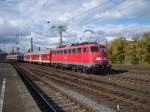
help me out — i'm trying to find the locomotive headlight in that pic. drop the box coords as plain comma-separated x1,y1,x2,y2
96,57,102,60
96,57,108,60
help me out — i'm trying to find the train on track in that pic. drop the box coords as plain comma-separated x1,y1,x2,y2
6,42,111,73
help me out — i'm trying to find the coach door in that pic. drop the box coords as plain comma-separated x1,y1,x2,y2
83,47,89,64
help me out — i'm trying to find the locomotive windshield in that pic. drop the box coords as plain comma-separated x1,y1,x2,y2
91,46,99,52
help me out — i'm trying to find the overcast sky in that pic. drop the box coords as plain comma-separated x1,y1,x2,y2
0,0,150,52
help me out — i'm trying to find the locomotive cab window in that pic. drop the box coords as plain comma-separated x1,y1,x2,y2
91,46,99,52
100,46,106,52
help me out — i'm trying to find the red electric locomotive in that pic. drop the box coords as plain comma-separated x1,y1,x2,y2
51,42,111,73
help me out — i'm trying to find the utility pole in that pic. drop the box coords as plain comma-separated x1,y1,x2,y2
31,37,33,52
12,46,14,54
38,47,40,51
53,25,67,47
47,21,67,47
16,47,19,54
59,26,63,47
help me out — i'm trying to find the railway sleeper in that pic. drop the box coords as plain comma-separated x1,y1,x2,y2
54,99,70,104
62,105,80,111
58,102,75,108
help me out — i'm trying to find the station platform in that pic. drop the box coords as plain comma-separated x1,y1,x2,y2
0,63,41,112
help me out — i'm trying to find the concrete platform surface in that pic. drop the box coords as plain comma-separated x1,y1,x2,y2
0,63,41,112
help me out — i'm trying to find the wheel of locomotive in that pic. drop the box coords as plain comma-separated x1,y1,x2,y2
74,66,77,72
72,66,77,72
60,65,64,70
80,66,84,73
71,66,74,71
83,67,89,74
103,68,107,75
54,64,57,70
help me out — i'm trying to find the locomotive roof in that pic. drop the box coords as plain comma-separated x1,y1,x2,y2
38,50,51,54
23,42,105,54
53,42,103,50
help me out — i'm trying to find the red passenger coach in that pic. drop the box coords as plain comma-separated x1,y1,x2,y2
39,50,51,63
24,53,31,62
31,52,40,63
6,54,17,60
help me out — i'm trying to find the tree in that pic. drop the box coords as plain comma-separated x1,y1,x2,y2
108,38,127,64
108,32,150,64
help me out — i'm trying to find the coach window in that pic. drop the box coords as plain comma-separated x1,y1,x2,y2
36,55,39,58
42,54,48,58
77,48,81,53
72,48,76,53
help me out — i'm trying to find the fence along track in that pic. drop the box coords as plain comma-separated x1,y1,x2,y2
16,64,93,112
19,63,150,112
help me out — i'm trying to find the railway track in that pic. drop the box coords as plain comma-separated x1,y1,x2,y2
14,64,93,112
24,63,150,94
17,63,150,112
112,64,150,71
112,65,150,76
